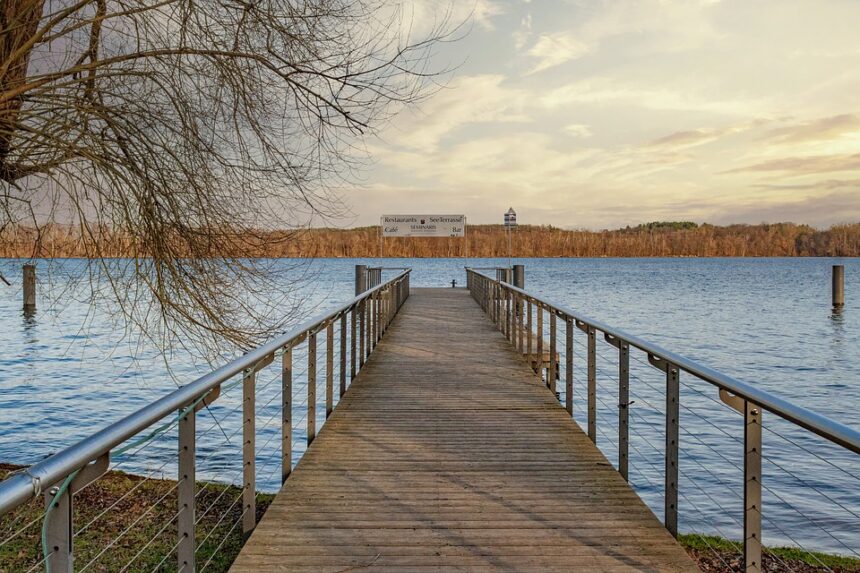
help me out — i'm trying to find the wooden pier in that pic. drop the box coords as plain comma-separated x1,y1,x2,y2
230,288,698,572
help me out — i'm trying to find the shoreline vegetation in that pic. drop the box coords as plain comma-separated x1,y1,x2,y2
1,222,859,259
1,464,857,572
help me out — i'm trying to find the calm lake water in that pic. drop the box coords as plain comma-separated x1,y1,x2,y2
1,257,858,555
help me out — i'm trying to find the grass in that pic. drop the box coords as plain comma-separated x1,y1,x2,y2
2,462,857,572
680,533,860,572
0,464,274,573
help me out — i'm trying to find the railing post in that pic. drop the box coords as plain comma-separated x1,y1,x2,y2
527,300,533,368
517,295,524,355
326,322,334,418
373,290,379,345
379,288,384,340
178,404,196,572
495,283,501,327
368,292,373,351
549,311,557,394
574,320,596,442
340,314,347,397
536,304,543,376
619,342,630,482
308,332,317,444
745,400,763,573
565,318,573,415
605,333,629,481
43,456,109,572
282,346,292,484
359,301,366,368
666,364,679,537
503,289,509,338
44,484,73,572
648,354,679,537
242,368,256,538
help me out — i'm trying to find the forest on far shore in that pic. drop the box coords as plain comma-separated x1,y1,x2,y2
1,222,859,258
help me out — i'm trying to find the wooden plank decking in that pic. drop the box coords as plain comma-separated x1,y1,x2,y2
230,288,699,572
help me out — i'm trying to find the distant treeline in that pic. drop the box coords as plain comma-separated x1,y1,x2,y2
1,222,859,258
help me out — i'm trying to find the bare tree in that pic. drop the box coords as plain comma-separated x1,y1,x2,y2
0,0,452,356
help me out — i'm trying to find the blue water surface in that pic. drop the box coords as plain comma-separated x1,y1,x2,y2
0,257,858,555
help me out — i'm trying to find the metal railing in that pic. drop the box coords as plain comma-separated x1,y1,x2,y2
469,266,513,283
0,270,411,572
466,267,860,572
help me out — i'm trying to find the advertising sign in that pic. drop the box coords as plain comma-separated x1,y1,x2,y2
382,215,466,237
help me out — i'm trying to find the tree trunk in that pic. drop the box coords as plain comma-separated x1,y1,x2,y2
1,0,44,182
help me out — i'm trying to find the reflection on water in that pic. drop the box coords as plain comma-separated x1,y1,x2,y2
0,256,858,554
21,308,37,339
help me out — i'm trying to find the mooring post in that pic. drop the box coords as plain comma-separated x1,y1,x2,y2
833,265,844,307
23,264,36,310
513,264,525,289
355,264,367,295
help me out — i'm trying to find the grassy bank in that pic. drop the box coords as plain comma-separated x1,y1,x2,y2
0,464,274,572
2,464,857,572
681,534,860,572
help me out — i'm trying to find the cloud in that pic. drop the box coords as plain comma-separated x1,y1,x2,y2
761,114,860,144
394,0,505,39
708,191,860,227
563,124,592,138
527,32,590,74
472,0,506,29
378,75,529,152
540,77,772,117
513,13,532,50
354,1,860,229
646,129,724,148
753,179,860,191
726,154,860,175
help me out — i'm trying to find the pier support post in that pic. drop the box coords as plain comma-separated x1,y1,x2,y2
23,263,36,310
355,265,367,295
833,265,844,307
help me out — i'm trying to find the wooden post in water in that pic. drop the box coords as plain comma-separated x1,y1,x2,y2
513,264,525,289
23,264,36,310
833,265,844,307
355,265,367,295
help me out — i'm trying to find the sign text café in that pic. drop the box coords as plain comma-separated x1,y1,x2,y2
381,215,466,237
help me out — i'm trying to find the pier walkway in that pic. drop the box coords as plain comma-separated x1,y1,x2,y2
230,289,697,572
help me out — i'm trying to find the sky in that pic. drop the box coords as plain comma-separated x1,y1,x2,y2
344,0,860,230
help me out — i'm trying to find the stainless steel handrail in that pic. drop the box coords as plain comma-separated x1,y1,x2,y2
466,266,859,571
0,269,411,515
466,267,860,454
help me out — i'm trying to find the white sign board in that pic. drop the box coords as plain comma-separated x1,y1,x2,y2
504,207,517,227
382,215,466,237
